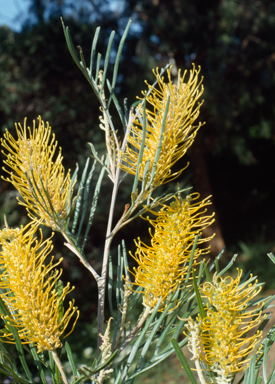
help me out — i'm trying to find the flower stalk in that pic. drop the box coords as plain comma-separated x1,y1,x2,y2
95,317,114,383
118,305,151,353
185,318,207,384
113,275,132,350
51,350,70,384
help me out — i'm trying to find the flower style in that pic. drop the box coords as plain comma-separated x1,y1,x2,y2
119,65,204,187
196,270,264,382
0,223,79,353
130,193,214,310
1,116,76,229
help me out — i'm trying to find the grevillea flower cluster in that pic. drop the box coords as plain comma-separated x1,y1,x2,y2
195,270,264,383
119,65,204,187
1,116,76,229
0,224,79,353
130,193,214,310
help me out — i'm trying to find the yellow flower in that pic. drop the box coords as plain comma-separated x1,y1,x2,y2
119,65,203,187
1,116,76,229
197,270,264,380
0,224,79,353
130,193,214,310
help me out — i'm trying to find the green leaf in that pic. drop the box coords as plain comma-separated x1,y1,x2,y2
107,79,126,128
0,342,33,384
116,244,124,309
215,257,220,274
243,353,256,384
119,299,162,381
171,338,197,384
122,240,129,278
61,19,83,72
29,343,48,384
77,349,118,377
48,351,56,384
184,235,198,286
267,252,275,264
131,98,147,195
254,322,275,371
192,269,205,319
71,157,91,235
82,159,106,250
154,311,180,356
100,30,116,93
203,260,212,282
217,253,238,276
139,302,172,366
64,342,78,379
77,161,96,237
208,247,226,272
108,253,115,319
148,94,170,187
0,297,34,382
89,26,101,77
55,284,64,320
109,19,132,98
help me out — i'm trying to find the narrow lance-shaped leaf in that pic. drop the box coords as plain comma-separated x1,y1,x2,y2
64,342,78,379
192,269,206,320
72,157,90,234
108,253,115,319
268,252,275,265
171,338,197,384
106,18,132,110
217,252,238,276
148,94,170,187
100,30,115,93
183,235,199,288
89,26,101,77
82,160,106,250
107,79,126,129
139,298,177,367
61,19,84,71
29,343,48,384
0,297,34,382
131,99,148,195
119,299,162,382
77,160,97,240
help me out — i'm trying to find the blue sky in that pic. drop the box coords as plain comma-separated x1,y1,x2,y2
0,0,31,31
0,1,128,31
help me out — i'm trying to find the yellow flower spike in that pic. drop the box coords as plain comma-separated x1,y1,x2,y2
0,223,79,353
196,270,264,380
130,193,214,310
119,65,204,187
1,116,76,229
